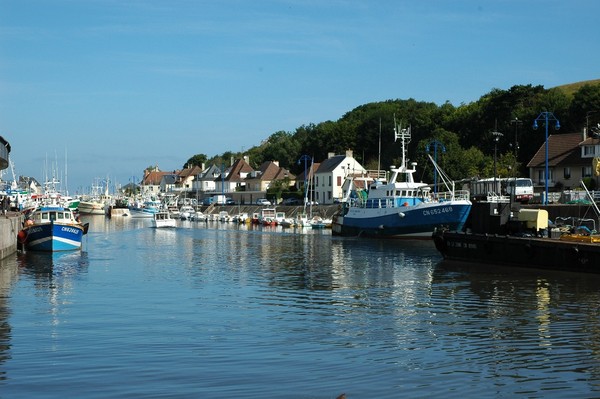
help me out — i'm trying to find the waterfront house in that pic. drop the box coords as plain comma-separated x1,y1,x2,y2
214,157,254,195
313,150,366,204
160,173,179,193
245,161,294,192
193,164,221,193
527,130,597,192
141,168,171,195
177,165,203,192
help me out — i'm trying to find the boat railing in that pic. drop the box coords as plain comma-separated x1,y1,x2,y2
485,193,510,203
363,169,387,180
435,190,471,202
555,217,596,233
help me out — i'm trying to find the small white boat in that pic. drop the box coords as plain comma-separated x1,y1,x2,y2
218,210,231,222
179,205,196,220
310,216,332,229
232,212,249,224
190,211,208,222
151,211,177,228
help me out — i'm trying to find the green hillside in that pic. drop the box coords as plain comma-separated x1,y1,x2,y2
554,79,600,97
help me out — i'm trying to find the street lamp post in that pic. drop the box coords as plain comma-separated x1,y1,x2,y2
510,118,522,159
491,131,503,192
533,112,560,205
425,140,446,194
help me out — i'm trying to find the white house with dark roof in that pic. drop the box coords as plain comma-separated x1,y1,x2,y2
215,157,255,194
192,164,222,193
313,150,366,204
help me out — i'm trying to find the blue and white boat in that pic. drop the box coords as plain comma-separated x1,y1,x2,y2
128,199,161,218
332,124,471,239
18,205,88,251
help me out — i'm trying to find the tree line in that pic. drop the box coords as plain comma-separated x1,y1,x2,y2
184,82,600,184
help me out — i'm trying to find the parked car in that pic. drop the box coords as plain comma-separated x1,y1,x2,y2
225,198,236,205
202,197,214,206
304,199,319,206
255,198,272,206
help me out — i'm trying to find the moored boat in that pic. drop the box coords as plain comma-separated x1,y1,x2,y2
78,199,107,215
151,211,177,228
332,123,471,239
17,205,89,251
432,199,600,273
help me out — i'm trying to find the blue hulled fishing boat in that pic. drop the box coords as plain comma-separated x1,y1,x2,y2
332,123,471,239
18,205,89,251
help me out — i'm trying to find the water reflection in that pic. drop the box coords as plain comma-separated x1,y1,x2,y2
0,255,18,380
17,250,89,280
4,218,600,397
433,259,600,391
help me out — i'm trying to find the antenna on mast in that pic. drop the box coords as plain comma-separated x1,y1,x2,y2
394,114,411,170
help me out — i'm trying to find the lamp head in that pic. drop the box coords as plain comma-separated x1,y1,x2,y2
533,120,539,130
555,120,560,130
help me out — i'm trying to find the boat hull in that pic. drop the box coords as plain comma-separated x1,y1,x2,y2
21,222,85,251
129,207,158,218
78,201,106,215
432,229,600,273
332,201,471,238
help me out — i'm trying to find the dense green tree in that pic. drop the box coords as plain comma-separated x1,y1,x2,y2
260,131,301,169
569,84,600,132
183,81,600,186
183,154,208,169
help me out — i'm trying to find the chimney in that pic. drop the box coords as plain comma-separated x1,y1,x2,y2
328,152,335,159
345,149,353,158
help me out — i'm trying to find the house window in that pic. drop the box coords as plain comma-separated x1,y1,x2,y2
584,146,596,156
583,166,592,178
537,170,545,184
328,191,332,200
564,167,571,179
337,176,342,186
315,176,319,186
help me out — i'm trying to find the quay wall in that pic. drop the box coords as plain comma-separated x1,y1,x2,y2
0,213,23,260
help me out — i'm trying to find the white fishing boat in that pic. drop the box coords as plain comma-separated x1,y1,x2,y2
151,211,177,228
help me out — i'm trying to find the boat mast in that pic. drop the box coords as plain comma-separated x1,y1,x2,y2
378,118,381,173
394,115,411,173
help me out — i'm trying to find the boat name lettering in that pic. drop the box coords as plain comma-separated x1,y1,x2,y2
423,206,453,216
29,227,43,234
61,227,80,234
448,241,477,249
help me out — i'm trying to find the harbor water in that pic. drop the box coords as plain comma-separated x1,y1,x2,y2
2,215,600,398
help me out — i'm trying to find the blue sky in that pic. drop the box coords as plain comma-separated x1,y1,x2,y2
1,0,599,194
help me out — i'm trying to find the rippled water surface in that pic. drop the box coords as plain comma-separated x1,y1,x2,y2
2,215,600,398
